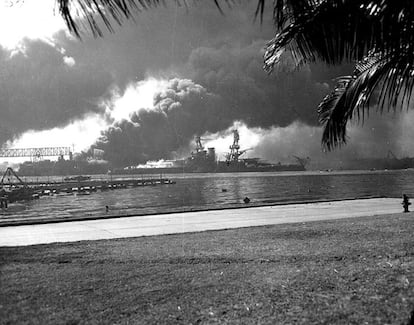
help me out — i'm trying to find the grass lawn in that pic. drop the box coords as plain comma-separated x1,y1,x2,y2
0,213,413,324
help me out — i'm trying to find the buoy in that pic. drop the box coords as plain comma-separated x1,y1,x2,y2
243,197,250,204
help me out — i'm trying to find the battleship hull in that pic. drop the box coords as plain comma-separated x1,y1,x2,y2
215,161,305,173
367,157,414,170
339,157,414,171
120,161,305,174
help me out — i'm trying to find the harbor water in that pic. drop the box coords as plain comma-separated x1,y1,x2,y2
1,169,413,223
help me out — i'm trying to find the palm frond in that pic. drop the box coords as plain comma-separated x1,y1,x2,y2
56,0,263,38
273,0,320,28
56,0,169,37
264,0,414,72
318,51,414,149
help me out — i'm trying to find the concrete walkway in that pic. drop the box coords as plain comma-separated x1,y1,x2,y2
0,198,403,247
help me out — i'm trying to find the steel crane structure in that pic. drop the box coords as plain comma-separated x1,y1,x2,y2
0,147,72,161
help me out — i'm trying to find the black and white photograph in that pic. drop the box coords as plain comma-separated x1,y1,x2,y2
0,0,413,324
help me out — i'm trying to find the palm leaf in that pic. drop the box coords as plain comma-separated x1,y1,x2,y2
56,0,167,37
319,51,414,149
264,0,414,72
56,0,262,38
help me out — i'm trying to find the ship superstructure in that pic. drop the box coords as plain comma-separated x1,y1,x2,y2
215,130,306,172
224,130,251,163
128,130,308,174
186,136,217,172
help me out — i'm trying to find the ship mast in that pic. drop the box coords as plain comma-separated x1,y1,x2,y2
194,136,204,153
226,130,248,162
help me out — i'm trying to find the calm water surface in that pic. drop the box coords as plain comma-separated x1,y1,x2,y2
1,170,413,222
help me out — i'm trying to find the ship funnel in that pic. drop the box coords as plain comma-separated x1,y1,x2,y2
208,148,216,161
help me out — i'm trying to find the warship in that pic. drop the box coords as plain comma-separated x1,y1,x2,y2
125,130,309,174
338,151,414,171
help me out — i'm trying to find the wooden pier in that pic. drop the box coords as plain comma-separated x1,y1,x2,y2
0,168,176,202
28,178,176,195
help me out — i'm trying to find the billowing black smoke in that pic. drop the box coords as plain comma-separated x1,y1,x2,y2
96,79,232,167
185,42,334,127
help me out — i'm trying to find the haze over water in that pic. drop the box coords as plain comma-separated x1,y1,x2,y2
1,170,412,223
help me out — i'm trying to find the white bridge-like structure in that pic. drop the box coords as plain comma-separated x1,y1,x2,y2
0,147,72,160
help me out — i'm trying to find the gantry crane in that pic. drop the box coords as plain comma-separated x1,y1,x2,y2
0,147,72,161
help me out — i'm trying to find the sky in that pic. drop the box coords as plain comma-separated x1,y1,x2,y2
0,0,413,168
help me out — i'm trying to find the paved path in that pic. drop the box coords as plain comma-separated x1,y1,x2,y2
0,198,403,247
